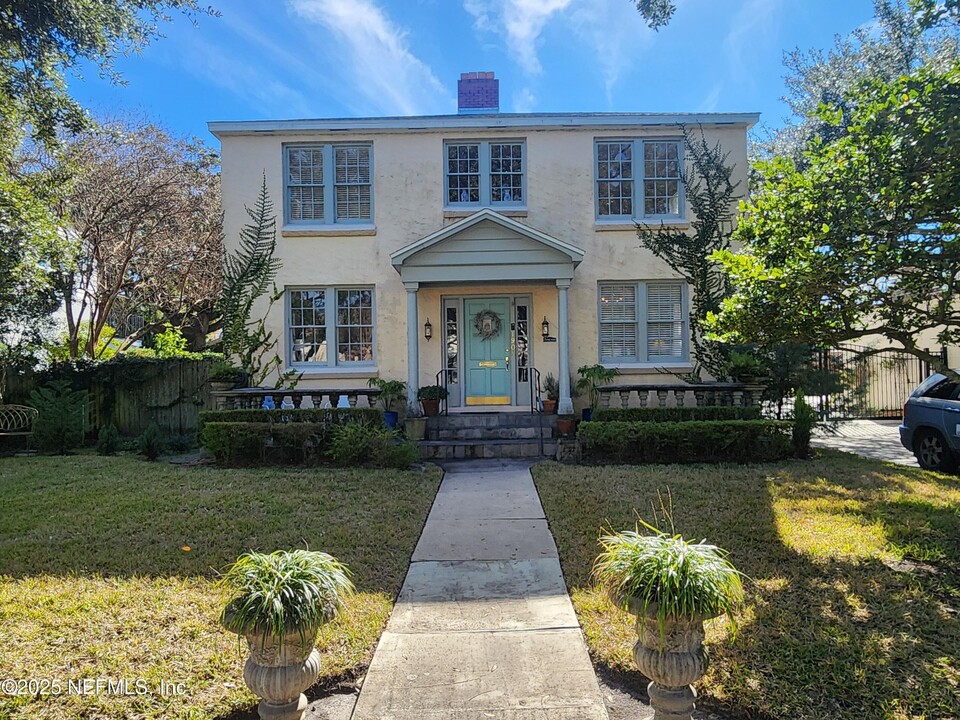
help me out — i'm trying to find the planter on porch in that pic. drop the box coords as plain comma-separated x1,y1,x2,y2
418,385,448,417
556,416,577,437
404,416,427,441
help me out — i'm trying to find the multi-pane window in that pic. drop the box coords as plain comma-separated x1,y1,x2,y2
596,139,682,220
445,140,524,207
599,281,688,363
288,287,375,367
285,144,372,225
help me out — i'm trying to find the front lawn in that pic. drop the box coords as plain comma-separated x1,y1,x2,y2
0,455,441,720
533,453,960,720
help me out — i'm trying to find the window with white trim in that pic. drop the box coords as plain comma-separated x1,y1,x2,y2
599,281,688,363
596,139,682,220
288,287,375,367
445,140,524,207
285,144,372,224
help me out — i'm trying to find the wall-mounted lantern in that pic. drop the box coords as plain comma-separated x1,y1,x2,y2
424,318,433,341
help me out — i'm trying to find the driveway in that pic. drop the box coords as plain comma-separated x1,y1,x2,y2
812,419,917,466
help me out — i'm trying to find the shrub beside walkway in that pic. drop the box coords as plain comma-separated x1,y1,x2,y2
352,461,609,720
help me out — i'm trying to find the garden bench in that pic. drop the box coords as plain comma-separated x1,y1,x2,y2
0,404,39,450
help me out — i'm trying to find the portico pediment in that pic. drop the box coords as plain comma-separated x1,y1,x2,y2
390,209,584,285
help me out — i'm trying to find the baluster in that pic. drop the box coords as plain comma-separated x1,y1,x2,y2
656,389,669,408
619,390,630,409
638,390,649,408
694,390,705,407
347,394,358,408
600,390,611,409
733,390,744,407
674,389,685,407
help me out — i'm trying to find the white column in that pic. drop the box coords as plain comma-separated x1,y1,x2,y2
557,279,574,415
404,282,420,410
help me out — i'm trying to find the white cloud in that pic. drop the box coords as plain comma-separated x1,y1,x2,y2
289,0,452,116
465,0,575,76
181,41,313,118
698,83,722,113
512,87,536,113
723,0,781,86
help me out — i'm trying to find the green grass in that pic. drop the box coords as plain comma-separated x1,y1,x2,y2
0,455,441,720
532,452,960,720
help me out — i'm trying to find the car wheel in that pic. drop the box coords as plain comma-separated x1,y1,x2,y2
914,429,958,472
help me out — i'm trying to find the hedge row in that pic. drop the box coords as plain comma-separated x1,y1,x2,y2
578,420,793,465
196,407,383,435
199,420,416,468
591,406,762,423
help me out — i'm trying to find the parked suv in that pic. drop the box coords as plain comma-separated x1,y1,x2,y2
900,372,960,472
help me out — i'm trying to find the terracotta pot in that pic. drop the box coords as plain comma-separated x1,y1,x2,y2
542,399,558,414
556,418,577,437
420,399,441,417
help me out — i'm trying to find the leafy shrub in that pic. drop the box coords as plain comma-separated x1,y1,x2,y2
792,392,818,458
578,420,793,465
137,423,164,461
326,423,392,467
200,422,328,466
28,380,88,454
592,406,762,423
196,408,383,436
96,423,121,455
382,440,420,469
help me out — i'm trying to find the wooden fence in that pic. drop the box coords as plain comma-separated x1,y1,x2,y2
4,359,215,437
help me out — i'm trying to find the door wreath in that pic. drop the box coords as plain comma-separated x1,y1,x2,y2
473,309,502,340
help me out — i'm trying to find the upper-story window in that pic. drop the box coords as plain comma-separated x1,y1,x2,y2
596,139,683,221
445,140,524,208
285,144,372,225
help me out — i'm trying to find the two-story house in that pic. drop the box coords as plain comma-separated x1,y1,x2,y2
210,72,757,415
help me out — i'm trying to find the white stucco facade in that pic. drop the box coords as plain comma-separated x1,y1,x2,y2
210,112,757,411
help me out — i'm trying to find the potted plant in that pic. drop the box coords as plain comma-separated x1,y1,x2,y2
594,523,743,720
221,549,354,720
209,362,244,391
576,364,620,421
417,384,448,417
541,373,559,414
725,349,769,384
404,406,428,442
368,377,406,428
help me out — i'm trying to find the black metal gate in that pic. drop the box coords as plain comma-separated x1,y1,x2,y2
815,345,948,419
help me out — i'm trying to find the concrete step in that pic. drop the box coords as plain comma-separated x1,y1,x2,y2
426,413,557,430
433,425,546,440
419,438,557,460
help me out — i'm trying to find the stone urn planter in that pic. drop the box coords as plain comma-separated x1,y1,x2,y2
595,526,744,720
221,550,353,720
615,593,714,720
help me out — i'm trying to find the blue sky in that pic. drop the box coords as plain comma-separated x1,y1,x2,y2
68,0,878,145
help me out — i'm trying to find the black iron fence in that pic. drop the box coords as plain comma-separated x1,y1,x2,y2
814,345,948,419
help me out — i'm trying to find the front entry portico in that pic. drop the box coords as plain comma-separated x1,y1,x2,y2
391,209,584,414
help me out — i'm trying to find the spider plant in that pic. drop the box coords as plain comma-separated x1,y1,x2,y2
220,549,354,648
594,521,744,637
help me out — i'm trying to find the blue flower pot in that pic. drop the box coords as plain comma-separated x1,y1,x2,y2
384,411,399,429
581,408,592,422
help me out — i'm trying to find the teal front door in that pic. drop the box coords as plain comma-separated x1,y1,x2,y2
464,298,512,406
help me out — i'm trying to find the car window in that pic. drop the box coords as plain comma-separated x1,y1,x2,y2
924,380,958,400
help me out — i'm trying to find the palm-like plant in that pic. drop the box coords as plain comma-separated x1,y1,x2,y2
221,549,354,648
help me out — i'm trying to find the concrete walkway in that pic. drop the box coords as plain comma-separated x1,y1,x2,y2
351,461,609,720
812,419,917,466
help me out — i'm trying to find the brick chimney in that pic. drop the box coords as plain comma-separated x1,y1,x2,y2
457,71,499,114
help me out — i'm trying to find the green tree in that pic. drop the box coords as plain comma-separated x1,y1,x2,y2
632,0,676,30
711,63,960,382
0,175,61,400
764,0,960,161
0,0,215,150
636,127,742,380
